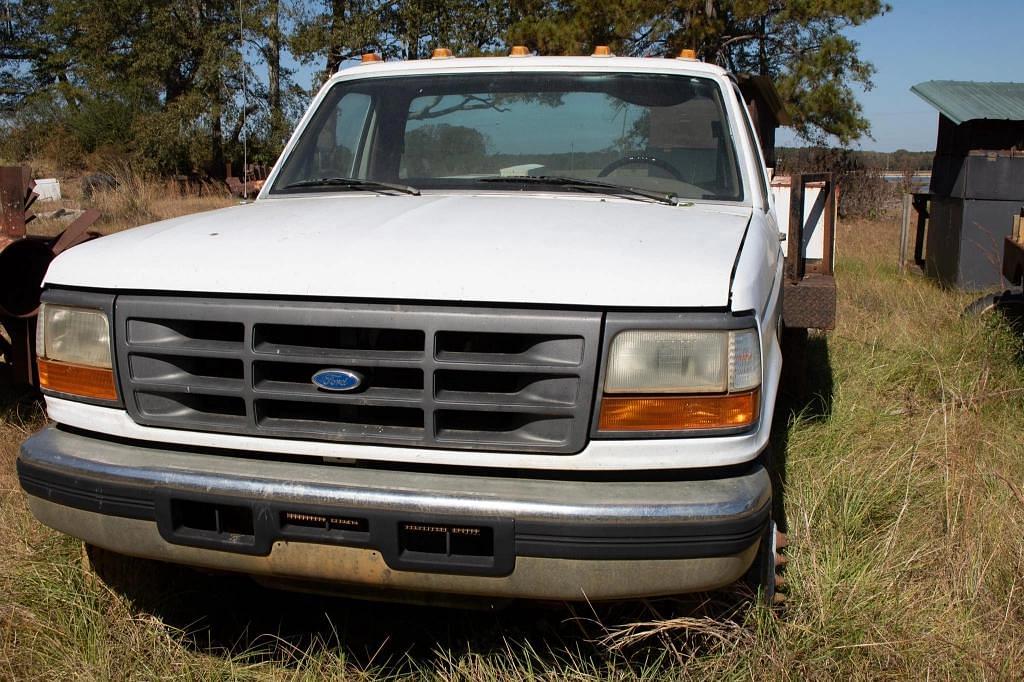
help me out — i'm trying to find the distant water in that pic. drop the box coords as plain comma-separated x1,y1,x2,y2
882,172,931,193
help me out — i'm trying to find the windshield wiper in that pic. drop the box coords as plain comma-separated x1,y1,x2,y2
477,175,679,206
283,177,420,196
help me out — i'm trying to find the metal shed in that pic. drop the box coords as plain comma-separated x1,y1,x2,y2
911,80,1024,290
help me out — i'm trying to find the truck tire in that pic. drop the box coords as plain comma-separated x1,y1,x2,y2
780,325,809,400
740,444,787,606
963,289,1024,320
742,519,787,606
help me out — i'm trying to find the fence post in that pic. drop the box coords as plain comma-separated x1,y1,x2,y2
899,193,912,272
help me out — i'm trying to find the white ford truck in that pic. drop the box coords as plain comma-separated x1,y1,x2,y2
18,52,799,604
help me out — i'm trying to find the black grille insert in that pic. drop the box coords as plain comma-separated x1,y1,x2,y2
436,331,584,365
435,370,579,405
256,400,424,430
254,324,425,354
129,319,244,345
137,391,247,419
131,354,245,382
436,410,572,445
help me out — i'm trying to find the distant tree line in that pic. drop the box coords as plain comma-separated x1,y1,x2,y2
0,0,889,176
776,146,935,221
777,147,934,174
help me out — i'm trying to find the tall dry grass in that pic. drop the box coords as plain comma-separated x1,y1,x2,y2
86,164,236,233
2,216,1024,679
26,164,236,239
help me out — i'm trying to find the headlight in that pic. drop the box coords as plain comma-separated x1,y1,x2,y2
606,330,727,393
605,329,760,394
36,303,118,401
599,328,760,433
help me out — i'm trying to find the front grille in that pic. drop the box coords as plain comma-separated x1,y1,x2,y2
115,296,601,454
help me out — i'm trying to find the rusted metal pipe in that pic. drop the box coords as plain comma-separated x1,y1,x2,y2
0,165,34,239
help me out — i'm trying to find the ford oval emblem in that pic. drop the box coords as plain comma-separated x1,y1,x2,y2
311,368,363,392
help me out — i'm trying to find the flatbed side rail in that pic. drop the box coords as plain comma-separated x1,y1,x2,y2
781,172,837,331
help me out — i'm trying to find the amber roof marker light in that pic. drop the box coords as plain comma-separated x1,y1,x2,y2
678,48,698,60
592,45,612,57
510,45,530,57
432,48,453,59
360,53,382,63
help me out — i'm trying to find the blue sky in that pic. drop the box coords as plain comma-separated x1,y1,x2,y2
778,0,1024,151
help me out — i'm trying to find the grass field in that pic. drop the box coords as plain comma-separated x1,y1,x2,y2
2,210,1024,679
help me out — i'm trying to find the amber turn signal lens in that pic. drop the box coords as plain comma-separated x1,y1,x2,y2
38,358,117,401
598,390,758,432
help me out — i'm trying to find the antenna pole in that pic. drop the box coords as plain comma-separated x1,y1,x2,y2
239,0,248,200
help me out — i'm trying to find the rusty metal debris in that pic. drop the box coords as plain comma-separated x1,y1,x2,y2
225,162,268,198
0,165,102,390
1002,209,1024,285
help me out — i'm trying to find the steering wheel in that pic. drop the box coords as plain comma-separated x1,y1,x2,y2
598,155,684,181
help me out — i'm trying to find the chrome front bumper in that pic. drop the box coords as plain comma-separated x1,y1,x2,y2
19,426,771,601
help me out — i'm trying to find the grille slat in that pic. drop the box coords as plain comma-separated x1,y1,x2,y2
254,384,424,401
121,344,247,358
428,401,577,415
249,352,425,367
253,390,427,407
116,297,600,455
435,370,580,408
130,380,248,397
253,348,426,363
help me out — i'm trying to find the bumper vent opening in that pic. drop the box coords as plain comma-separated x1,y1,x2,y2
399,522,494,558
171,499,254,538
450,525,494,557
400,523,448,554
281,511,368,533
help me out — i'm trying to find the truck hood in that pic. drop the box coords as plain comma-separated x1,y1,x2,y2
45,193,751,308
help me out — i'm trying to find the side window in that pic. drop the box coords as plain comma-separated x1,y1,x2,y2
313,92,373,178
732,86,771,210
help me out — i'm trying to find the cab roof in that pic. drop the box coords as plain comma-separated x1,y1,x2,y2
329,55,731,84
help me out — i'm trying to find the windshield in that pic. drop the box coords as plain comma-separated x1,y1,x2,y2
271,72,745,202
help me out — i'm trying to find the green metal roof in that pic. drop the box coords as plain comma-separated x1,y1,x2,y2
911,80,1024,125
